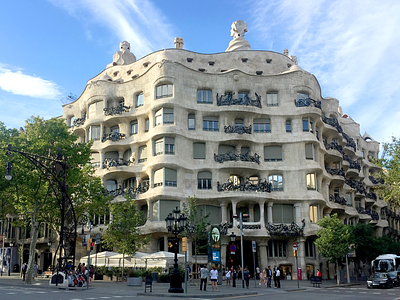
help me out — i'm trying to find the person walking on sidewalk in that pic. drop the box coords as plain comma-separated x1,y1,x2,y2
225,267,231,287
275,267,281,288
243,267,250,288
200,265,209,291
210,266,219,292
267,266,272,287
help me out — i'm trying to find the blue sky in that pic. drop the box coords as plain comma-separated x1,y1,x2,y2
1,0,399,148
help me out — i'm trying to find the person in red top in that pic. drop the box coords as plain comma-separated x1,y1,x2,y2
316,269,321,277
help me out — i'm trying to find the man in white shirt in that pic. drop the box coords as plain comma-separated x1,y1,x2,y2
200,265,209,291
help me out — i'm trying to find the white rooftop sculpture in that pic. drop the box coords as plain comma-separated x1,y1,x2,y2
107,41,136,67
226,20,251,52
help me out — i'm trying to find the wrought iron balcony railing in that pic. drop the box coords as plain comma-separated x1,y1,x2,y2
294,97,321,109
216,93,262,108
321,115,343,134
104,183,149,199
217,177,271,192
224,125,252,134
345,178,366,194
102,158,132,169
324,140,343,153
101,132,126,142
266,220,305,236
329,194,347,205
369,175,384,185
343,154,361,171
72,113,86,127
214,150,260,164
103,104,131,116
365,192,377,200
342,132,357,152
325,166,345,177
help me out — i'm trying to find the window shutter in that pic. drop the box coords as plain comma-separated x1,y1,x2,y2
193,142,206,159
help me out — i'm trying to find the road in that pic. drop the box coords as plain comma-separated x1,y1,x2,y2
1,284,400,300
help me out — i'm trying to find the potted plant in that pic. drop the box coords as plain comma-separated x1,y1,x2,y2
127,269,143,286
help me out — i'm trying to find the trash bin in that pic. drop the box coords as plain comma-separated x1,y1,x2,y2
152,272,158,282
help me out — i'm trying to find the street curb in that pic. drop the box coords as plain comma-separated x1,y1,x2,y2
137,292,258,298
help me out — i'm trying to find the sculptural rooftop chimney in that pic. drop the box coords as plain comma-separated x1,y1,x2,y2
226,20,251,52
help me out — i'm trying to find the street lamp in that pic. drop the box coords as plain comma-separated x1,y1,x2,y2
233,212,248,288
165,207,187,293
9,241,13,276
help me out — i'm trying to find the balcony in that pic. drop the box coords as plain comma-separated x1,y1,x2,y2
329,194,347,205
266,220,305,236
102,158,132,169
103,104,131,116
369,175,384,185
216,93,262,108
224,125,252,134
217,177,271,193
343,154,361,171
294,97,321,109
214,150,260,164
105,184,149,199
325,166,345,177
101,132,126,142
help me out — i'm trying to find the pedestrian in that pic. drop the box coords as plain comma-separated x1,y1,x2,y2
22,262,27,281
243,267,250,288
263,267,267,285
275,267,281,288
231,266,236,287
89,265,94,286
187,264,192,281
273,266,277,288
33,262,38,280
226,267,231,287
256,266,260,280
237,265,242,280
267,266,272,287
200,265,209,291
317,269,321,277
259,266,263,285
210,266,219,292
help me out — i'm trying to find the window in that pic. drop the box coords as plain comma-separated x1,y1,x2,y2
136,93,144,107
307,173,317,190
145,118,149,132
268,240,287,258
138,145,147,163
193,142,206,159
152,200,180,221
188,114,195,130
264,146,282,161
90,125,100,140
197,90,212,103
305,143,315,160
268,174,283,191
123,177,136,189
123,149,132,162
164,108,174,124
286,120,291,132
229,175,241,186
198,171,212,189
69,116,75,127
238,91,249,101
297,92,309,101
267,92,278,106
131,120,138,135
305,239,316,257
254,118,271,133
154,168,177,187
235,118,244,129
345,193,352,206
302,117,314,132
106,180,117,191
110,125,119,134
203,117,219,131
88,101,104,118
156,84,173,99
219,145,235,154
154,137,175,155
155,108,174,126
272,204,294,223
90,152,100,168
309,205,319,223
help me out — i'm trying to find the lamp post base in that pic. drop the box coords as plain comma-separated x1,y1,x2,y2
168,268,184,293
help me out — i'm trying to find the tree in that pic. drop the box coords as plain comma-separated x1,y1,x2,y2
101,200,149,280
315,214,351,285
374,136,400,206
181,196,209,277
0,117,110,284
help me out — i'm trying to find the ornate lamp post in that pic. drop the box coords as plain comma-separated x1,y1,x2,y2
165,207,187,293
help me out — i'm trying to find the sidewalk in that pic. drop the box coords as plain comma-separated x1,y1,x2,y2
0,273,364,298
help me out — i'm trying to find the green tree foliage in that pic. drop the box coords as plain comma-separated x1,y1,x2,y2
374,136,400,206
0,117,111,284
315,214,351,284
181,196,209,272
101,200,149,279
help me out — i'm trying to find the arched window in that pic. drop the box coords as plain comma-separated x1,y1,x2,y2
198,171,212,190
156,84,173,99
268,174,283,191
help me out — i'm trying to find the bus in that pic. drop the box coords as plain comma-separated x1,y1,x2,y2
372,254,400,273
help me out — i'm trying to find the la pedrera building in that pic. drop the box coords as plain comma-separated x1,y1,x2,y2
63,21,388,279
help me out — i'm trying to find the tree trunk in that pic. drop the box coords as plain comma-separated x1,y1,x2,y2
25,217,39,285
121,251,125,281
336,260,340,285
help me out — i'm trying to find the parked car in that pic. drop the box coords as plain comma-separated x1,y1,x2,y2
367,273,394,289
388,271,400,287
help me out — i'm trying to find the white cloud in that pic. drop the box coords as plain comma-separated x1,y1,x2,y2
0,67,62,99
48,0,175,58
250,0,400,143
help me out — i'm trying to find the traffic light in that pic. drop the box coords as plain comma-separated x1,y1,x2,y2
87,238,94,251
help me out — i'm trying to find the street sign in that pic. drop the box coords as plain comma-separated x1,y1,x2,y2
293,242,297,250
182,237,187,252
95,233,101,245
252,241,256,252
230,244,236,254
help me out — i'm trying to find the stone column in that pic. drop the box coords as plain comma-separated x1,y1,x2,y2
267,202,273,223
221,241,228,268
258,240,268,270
100,151,105,169
221,203,228,223
298,237,306,280
249,204,254,222
294,203,301,224
164,236,169,252
259,201,265,226
232,201,238,227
